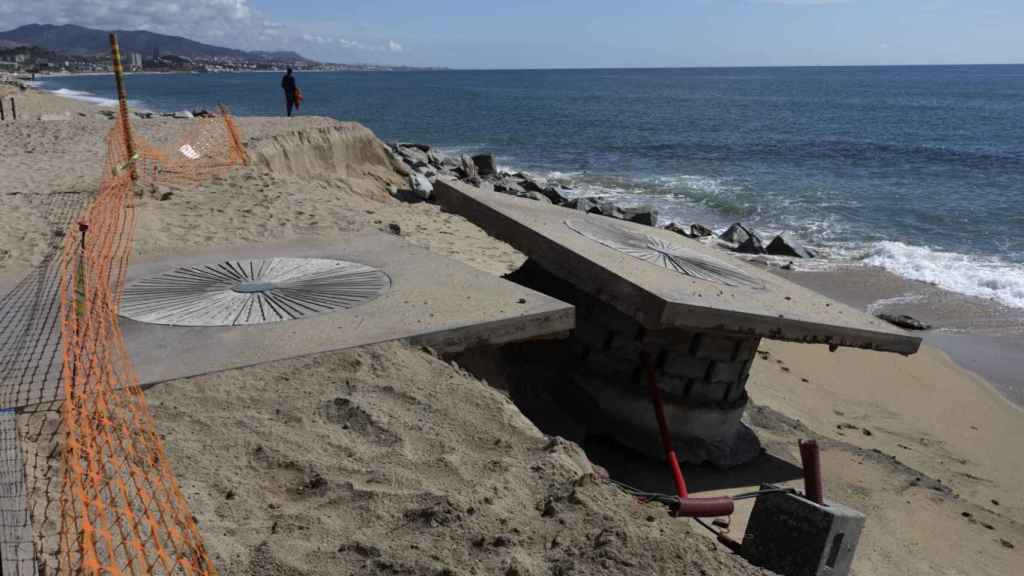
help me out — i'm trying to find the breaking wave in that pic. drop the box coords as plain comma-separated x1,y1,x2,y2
48,88,121,108
864,241,1024,309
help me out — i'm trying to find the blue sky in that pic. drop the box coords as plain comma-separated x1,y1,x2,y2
4,1,1023,67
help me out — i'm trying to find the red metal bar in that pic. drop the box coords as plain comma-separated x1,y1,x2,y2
645,362,689,499
676,497,735,518
799,439,824,504
641,352,734,518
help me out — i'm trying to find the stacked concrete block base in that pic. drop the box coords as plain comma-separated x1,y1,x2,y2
571,295,762,468
507,260,762,468
741,485,865,576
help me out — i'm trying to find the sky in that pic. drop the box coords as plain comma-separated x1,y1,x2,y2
1,1,1022,68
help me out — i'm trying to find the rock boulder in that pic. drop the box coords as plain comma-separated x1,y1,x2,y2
664,222,690,237
720,223,753,245
690,224,713,238
472,154,497,177
409,173,434,201
736,233,766,255
876,313,931,331
538,186,568,205
565,197,604,214
618,205,658,227
494,180,527,195
459,155,479,180
766,232,816,258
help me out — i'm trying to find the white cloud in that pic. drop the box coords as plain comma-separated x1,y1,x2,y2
0,1,402,56
0,1,260,45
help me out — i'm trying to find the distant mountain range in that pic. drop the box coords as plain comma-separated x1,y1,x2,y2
0,24,315,64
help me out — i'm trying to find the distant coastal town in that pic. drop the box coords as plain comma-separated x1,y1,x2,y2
0,24,445,76
0,45,444,75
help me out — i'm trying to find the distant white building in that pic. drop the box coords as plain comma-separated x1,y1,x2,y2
128,52,143,70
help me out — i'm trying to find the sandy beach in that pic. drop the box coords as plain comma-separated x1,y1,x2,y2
2,85,1021,575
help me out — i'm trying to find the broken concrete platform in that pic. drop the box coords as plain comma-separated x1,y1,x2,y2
436,179,919,355
124,232,574,387
0,231,573,407
436,179,920,467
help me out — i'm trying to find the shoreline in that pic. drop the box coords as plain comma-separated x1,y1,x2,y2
27,78,1024,406
776,264,1024,406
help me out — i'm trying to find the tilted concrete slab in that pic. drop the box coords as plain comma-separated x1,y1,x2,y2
124,233,573,386
0,231,573,407
435,180,920,355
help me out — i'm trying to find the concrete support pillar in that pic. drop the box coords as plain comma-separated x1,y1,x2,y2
504,258,763,468
569,296,762,468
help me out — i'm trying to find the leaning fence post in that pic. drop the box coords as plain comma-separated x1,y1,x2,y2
109,33,137,181
9,97,14,121
0,97,5,121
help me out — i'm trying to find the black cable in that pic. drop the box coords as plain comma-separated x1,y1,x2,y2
607,478,798,504
693,517,720,537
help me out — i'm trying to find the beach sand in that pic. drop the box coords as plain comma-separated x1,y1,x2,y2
3,87,1021,574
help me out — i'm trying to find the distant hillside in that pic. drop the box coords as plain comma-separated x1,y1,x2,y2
0,24,315,63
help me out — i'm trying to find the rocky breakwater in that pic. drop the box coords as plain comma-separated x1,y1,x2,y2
391,142,823,264
389,143,659,226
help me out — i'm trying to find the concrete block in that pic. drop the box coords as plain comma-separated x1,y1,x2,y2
736,336,762,362
573,319,611,350
742,485,865,576
710,360,745,385
655,374,691,399
697,333,740,362
663,354,711,381
686,379,729,406
589,303,645,339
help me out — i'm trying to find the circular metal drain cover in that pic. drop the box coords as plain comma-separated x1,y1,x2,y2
566,218,764,289
120,257,391,326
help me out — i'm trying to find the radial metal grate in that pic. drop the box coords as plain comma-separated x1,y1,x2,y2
566,218,765,289
120,257,391,326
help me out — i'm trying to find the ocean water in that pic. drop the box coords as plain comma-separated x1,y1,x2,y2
39,66,1024,309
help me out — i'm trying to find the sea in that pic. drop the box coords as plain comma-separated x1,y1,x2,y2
37,66,1024,312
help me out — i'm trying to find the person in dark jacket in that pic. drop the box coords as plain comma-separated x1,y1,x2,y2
281,68,298,117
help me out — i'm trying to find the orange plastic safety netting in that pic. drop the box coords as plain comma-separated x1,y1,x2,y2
56,109,246,575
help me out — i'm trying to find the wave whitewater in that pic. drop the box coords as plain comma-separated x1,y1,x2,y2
864,241,1024,309
46,87,146,111
505,166,1024,310
48,88,120,107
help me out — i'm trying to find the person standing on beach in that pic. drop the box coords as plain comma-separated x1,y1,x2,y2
281,68,299,117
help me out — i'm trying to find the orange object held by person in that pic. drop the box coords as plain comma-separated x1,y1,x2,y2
295,87,303,109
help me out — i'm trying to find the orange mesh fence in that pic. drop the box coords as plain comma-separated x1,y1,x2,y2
56,109,246,574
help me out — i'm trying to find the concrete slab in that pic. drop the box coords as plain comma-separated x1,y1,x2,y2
0,232,573,407
435,180,920,355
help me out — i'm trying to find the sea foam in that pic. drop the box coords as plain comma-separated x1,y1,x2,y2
864,241,1024,309
48,88,121,107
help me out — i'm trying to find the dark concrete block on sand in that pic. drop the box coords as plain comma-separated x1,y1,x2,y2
742,486,865,576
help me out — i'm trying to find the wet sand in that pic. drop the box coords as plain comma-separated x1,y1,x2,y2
777,264,1024,407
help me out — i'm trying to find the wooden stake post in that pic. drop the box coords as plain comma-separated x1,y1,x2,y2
109,33,137,181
